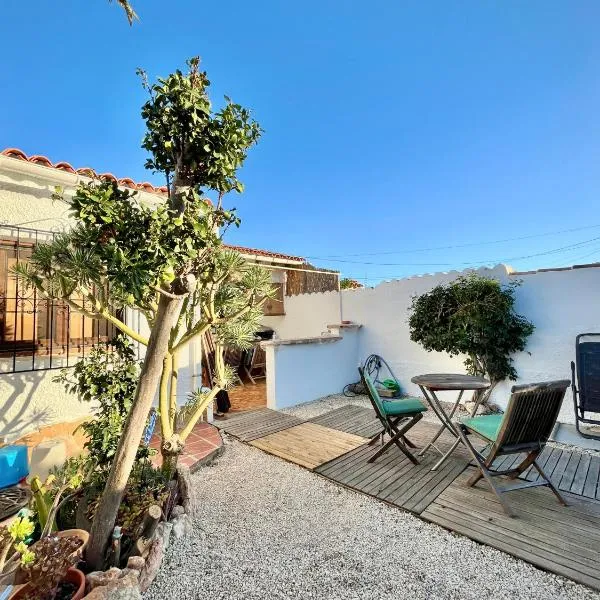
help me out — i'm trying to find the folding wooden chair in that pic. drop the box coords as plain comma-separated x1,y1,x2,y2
243,344,266,384
358,367,427,464
457,379,570,516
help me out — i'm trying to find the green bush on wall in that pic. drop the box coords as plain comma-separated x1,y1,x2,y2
408,274,534,387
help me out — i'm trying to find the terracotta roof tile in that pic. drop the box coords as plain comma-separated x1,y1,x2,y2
1,147,169,195
224,244,305,263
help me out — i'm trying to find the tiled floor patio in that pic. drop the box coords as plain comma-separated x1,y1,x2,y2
150,421,223,471
228,380,267,411
215,404,600,592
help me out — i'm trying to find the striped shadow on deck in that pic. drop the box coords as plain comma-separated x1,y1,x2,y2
421,470,600,591
214,408,304,442
308,405,382,439
315,444,468,514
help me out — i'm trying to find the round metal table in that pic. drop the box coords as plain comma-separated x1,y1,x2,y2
411,373,491,470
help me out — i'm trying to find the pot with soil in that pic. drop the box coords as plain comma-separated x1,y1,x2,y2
50,530,89,559
0,556,19,587
10,536,83,599
13,530,87,586
10,567,85,600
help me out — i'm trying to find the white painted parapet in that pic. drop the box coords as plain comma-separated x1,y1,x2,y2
262,328,361,409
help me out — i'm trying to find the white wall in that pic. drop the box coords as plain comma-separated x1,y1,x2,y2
261,291,341,340
265,263,600,423
500,266,600,423
343,266,510,407
264,330,360,410
0,157,164,439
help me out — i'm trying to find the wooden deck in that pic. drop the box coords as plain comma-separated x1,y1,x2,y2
421,471,600,591
520,444,600,500
308,405,382,438
315,444,468,513
250,423,367,469
214,408,303,441
215,403,600,591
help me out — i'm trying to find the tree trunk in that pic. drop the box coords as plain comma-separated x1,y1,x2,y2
160,439,184,478
85,293,183,570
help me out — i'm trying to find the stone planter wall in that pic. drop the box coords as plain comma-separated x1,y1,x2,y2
83,466,196,599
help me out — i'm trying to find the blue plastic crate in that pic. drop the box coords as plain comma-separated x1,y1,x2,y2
0,445,29,488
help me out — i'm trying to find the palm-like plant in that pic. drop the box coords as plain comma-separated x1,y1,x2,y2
108,0,138,24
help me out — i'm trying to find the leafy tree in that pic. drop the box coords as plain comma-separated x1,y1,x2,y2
408,274,534,393
15,57,271,568
340,277,363,290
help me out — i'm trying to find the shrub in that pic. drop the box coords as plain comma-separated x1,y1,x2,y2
54,336,149,472
408,274,534,385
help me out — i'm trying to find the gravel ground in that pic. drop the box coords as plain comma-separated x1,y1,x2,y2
145,435,598,600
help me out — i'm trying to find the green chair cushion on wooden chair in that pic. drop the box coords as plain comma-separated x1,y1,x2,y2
461,413,503,441
381,397,427,416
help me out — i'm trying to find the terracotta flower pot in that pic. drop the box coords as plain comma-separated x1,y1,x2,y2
62,567,86,600
14,530,89,585
53,529,89,558
0,558,19,586
10,567,85,600
27,529,89,560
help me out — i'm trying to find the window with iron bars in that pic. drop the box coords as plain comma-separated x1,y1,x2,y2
0,225,120,373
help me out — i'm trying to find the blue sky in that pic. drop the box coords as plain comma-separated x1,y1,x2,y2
3,1,600,283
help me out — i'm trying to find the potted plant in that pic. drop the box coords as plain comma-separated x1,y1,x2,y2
10,535,85,600
0,514,35,586
30,456,92,537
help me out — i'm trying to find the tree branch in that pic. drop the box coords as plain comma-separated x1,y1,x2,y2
159,355,173,439
172,321,210,352
169,352,178,428
151,284,187,300
99,308,149,346
179,386,220,441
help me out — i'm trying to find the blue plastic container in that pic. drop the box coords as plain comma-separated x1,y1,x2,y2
0,445,29,488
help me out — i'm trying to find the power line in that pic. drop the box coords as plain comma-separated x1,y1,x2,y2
545,244,600,268
305,223,600,259
307,236,600,267
343,238,600,281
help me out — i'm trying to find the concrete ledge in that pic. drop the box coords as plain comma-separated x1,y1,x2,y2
327,322,362,329
260,335,342,347
552,422,600,451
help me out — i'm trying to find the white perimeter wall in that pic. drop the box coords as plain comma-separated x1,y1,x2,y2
264,331,360,410
267,264,600,423
261,291,342,340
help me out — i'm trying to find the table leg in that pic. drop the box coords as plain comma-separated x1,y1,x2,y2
431,438,461,471
418,388,463,457
428,388,495,471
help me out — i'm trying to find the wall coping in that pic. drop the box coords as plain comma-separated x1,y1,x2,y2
260,334,342,348
327,322,362,329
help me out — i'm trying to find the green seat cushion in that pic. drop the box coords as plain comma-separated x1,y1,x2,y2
461,414,503,441
381,397,427,416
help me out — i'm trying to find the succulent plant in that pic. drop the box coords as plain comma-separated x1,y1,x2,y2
0,513,35,573
21,535,82,600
